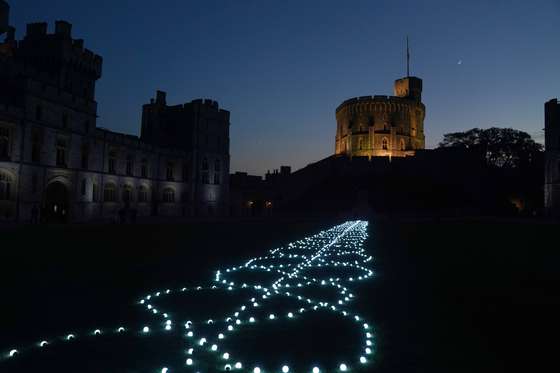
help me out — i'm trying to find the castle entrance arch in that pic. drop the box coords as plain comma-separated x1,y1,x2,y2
42,181,70,223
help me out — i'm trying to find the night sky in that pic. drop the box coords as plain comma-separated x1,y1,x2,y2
9,0,560,175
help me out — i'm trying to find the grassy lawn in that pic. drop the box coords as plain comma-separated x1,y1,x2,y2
1,217,558,372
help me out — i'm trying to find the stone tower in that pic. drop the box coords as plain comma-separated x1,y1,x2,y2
545,98,560,216
0,1,8,35
335,76,426,158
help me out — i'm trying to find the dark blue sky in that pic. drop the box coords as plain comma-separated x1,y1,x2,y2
9,0,560,175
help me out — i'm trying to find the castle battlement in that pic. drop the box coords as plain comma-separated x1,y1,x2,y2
19,21,102,78
336,95,423,114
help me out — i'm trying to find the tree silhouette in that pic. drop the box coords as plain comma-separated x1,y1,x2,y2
439,127,543,168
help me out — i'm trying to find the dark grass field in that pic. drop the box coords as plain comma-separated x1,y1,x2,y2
1,217,558,372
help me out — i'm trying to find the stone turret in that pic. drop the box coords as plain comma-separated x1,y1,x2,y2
545,98,560,215
0,1,8,35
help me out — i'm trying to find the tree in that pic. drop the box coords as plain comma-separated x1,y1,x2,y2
439,127,543,168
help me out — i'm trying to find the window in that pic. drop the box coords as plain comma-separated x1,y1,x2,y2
166,162,174,181
163,188,175,203
35,105,42,121
81,179,87,196
358,137,363,150
31,130,41,163
213,159,221,185
201,157,209,184
0,127,10,160
122,185,133,203
138,185,148,203
103,183,116,202
0,172,12,200
81,143,89,169
141,159,148,178
382,138,389,150
400,139,406,151
56,139,67,167
126,155,134,176
92,183,99,202
108,150,117,174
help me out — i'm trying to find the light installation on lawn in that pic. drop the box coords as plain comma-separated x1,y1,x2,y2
1,220,374,372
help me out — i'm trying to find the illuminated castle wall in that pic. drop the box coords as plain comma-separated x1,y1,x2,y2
335,77,426,158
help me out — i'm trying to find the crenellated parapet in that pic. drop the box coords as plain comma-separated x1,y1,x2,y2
18,21,103,79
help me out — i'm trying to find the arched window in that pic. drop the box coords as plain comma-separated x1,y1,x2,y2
400,139,406,151
138,185,149,203
0,171,13,200
163,188,175,203
103,183,116,202
122,185,133,203
382,138,389,150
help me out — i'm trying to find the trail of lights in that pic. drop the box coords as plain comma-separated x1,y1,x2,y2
1,220,374,372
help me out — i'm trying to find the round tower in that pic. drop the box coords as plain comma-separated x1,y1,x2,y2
335,76,426,158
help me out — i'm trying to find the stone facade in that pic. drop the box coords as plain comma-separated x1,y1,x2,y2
335,77,426,158
545,98,560,216
0,3,229,222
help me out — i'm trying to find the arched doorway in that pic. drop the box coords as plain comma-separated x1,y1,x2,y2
42,182,70,223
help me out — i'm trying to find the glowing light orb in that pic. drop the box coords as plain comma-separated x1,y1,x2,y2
8,349,18,357
313,367,320,373
211,344,218,351
223,352,230,359
142,327,149,334
253,368,261,373
360,356,367,364
161,368,168,373
94,329,101,335
66,334,75,340
339,363,348,371
39,341,48,347
117,327,125,333
235,362,242,369
218,333,225,339
269,314,275,320
282,365,290,372
186,358,193,366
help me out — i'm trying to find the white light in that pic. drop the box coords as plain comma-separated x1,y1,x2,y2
66,334,75,340
9,349,18,357
187,331,193,337
235,362,242,369
223,352,230,360
199,338,206,346
118,327,125,333
218,333,225,339
142,327,149,334
39,341,48,347
313,367,320,373
187,348,193,354
360,356,367,364
186,358,193,366
366,347,372,354
339,363,348,371
211,344,218,351
282,365,290,372
94,329,101,335
269,314,275,320
161,368,168,373
165,325,172,331
253,368,261,373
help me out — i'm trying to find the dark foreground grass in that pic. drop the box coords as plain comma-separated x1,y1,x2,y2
1,218,558,372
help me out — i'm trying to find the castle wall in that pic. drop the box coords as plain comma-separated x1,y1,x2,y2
0,17,230,222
